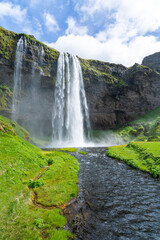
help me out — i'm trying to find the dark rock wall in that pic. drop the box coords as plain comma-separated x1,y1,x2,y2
82,63,160,129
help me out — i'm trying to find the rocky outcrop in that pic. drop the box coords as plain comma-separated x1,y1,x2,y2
1,26,160,137
142,52,160,72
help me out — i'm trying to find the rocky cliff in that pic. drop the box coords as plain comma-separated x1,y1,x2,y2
142,52,160,72
0,26,160,137
80,59,160,129
0,26,59,137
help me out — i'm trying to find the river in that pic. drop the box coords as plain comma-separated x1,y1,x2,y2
64,147,160,240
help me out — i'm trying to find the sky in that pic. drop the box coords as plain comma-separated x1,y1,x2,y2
1,0,160,66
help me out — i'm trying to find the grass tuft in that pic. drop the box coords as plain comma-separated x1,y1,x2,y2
78,151,87,155
58,147,77,152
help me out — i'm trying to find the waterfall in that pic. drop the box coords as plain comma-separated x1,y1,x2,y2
51,52,90,147
12,36,25,121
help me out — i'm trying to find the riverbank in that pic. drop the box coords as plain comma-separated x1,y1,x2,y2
64,147,160,240
0,115,79,239
106,142,160,177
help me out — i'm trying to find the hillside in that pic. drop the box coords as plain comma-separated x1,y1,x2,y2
112,105,160,143
106,106,160,178
0,115,79,239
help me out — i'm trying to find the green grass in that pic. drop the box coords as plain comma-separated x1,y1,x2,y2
31,135,52,146
113,106,160,143
0,26,17,60
78,151,87,155
0,115,79,239
0,115,30,140
107,142,160,178
80,58,121,84
0,85,12,112
35,151,79,207
58,148,77,152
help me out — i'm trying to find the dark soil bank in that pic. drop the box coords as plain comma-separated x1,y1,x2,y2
64,147,160,240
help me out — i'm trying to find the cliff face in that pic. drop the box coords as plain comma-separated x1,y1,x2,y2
0,26,160,137
142,52,160,72
80,60,160,129
0,27,59,137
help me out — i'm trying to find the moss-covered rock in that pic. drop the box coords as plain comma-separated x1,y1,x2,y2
0,115,30,140
79,58,127,86
0,26,17,60
0,85,12,112
113,106,160,143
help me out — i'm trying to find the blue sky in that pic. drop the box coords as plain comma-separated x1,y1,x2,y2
1,0,160,66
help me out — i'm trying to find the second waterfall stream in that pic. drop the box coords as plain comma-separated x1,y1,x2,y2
51,53,90,147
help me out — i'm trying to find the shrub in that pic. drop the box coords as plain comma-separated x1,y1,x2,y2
48,158,54,165
28,180,44,188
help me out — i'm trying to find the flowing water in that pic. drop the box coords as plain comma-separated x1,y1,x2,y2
66,148,160,240
51,53,90,147
12,37,48,138
12,36,24,121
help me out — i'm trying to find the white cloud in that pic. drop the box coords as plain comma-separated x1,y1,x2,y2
46,33,160,67
0,1,27,23
44,12,59,33
105,0,160,42
76,0,160,38
48,0,159,66
1,0,160,67
65,17,88,35
75,0,116,21
0,2,43,39
23,18,43,39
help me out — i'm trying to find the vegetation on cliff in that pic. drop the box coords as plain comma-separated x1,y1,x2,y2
111,106,160,143
0,85,12,113
107,142,160,178
0,26,59,67
0,26,17,60
105,105,160,178
0,115,79,239
79,57,128,86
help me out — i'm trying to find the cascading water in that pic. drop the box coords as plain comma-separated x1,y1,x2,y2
51,52,90,147
12,36,25,121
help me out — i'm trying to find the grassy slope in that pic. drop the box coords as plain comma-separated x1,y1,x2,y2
0,85,13,113
106,106,160,178
113,105,160,143
0,115,79,239
107,142,160,178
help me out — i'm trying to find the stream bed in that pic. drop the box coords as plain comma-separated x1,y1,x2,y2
64,147,160,240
